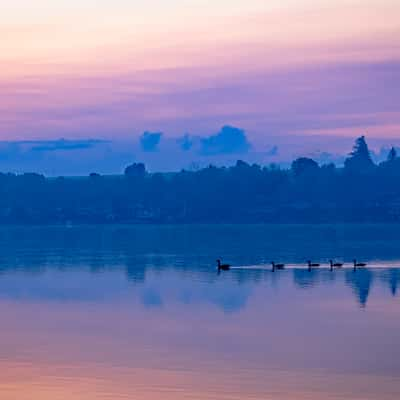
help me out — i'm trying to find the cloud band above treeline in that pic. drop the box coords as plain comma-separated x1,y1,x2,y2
139,126,252,156
0,128,398,176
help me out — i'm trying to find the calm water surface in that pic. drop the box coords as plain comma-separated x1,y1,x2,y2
0,225,400,399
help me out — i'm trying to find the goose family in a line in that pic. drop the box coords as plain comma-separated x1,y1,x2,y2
217,259,367,272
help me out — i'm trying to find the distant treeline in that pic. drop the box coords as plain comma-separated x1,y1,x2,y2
1,135,400,224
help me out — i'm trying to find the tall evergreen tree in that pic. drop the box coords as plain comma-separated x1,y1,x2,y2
387,147,397,162
344,136,375,172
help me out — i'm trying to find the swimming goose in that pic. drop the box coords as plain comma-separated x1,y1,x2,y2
307,260,320,271
329,260,344,271
353,259,367,271
217,259,231,271
271,261,285,272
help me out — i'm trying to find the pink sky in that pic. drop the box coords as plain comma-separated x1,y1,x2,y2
0,0,399,174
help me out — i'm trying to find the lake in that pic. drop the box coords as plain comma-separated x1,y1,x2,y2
0,225,399,399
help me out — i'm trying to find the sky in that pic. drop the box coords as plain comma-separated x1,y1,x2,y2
1,0,399,174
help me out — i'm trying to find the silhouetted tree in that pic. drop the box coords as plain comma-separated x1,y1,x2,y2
344,136,375,172
291,157,319,176
387,147,397,162
235,160,250,169
124,162,146,179
1,135,400,224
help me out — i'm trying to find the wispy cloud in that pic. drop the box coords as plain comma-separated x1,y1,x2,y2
1,60,399,143
25,139,109,152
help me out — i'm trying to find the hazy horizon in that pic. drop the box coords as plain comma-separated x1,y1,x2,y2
0,131,399,176
2,1,399,176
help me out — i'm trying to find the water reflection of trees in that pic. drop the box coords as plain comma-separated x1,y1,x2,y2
125,261,147,284
345,269,373,308
380,269,400,296
0,226,400,309
293,269,319,289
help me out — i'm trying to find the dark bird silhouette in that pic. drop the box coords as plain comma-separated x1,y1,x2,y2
271,261,285,272
353,259,367,271
330,260,344,271
217,259,231,271
307,260,320,271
